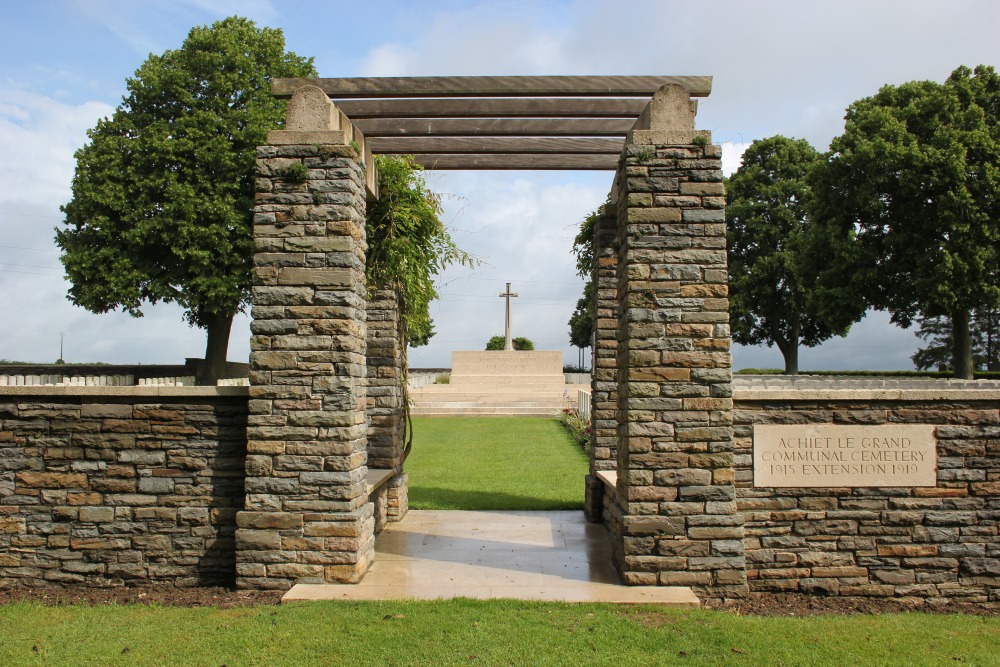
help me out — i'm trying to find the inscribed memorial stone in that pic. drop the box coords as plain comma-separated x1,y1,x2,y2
753,424,936,487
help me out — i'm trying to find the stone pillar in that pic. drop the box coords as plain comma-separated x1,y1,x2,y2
585,205,620,522
236,86,378,589
366,287,408,523
611,84,746,599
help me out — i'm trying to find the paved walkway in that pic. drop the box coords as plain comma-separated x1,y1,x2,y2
283,510,698,605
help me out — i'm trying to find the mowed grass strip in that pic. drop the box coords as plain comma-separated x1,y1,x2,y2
406,416,588,510
1,600,997,667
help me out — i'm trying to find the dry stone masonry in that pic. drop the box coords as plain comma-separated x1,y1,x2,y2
0,388,246,587
365,288,408,530
236,86,378,589
602,83,746,599
585,206,621,521
734,387,1000,602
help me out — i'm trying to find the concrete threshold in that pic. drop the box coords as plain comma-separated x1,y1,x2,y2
282,510,699,606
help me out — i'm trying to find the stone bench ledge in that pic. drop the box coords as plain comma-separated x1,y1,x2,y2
596,470,617,490
366,468,394,495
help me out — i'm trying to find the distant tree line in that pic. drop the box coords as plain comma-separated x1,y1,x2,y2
485,336,534,351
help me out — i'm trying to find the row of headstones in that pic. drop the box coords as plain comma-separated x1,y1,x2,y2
0,374,196,387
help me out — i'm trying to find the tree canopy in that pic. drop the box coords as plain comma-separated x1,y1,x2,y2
56,16,315,383
365,155,474,348
566,208,599,353
912,310,1000,372
727,135,862,374
568,280,595,350
811,65,1000,379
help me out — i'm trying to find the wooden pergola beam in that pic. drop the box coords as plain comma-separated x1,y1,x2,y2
272,75,712,99
403,154,619,170
353,118,634,137
334,98,650,119
368,137,624,155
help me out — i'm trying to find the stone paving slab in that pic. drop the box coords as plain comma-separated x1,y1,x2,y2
282,510,699,606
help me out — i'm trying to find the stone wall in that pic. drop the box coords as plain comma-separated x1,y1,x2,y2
0,387,247,588
365,288,408,523
237,86,377,590
605,83,745,599
585,207,621,522
735,388,1000,603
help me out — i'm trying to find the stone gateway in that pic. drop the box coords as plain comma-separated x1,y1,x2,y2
0,76,997,605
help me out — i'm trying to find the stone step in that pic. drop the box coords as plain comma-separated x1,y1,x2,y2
410,394,569,403
411,406,563,416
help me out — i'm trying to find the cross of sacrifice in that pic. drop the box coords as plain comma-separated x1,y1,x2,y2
498,282,519,351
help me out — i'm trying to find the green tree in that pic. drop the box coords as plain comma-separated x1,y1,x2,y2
568,280,595,350
566,208,600,355
912,310,1000,371
727,136,862,374
366,155,473,348
812,65,1000,379
486,336,534,351
56,17,315,384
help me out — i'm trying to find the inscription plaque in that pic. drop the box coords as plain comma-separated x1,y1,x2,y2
753,424,936,488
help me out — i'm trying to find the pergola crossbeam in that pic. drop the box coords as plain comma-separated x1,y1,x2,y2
403,154,619,170
368,137,623,154
354,118,634,137
274,75,711,170
272,75,712,98
335,98,651,118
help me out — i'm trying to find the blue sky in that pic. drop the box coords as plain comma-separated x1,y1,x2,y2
1,0,998,370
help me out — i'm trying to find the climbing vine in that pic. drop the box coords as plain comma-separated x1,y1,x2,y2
366,155,475,456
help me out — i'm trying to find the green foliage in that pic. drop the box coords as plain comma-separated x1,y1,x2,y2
571,208,600,278
433,373,450,384
366,155,473,347
566,206,603,350
559,408,591,451
727,136,863,374
568,280,594,349
281,162,309,182
406,417,587,510
811,65,1000,378
485,335,534,351
912,309,1000,371
56,16,315,381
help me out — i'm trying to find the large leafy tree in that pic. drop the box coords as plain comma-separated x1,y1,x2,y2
727,136,862,374
811,65,1000,379
567,208,599,357
56,17,315,384
912,309,1000,372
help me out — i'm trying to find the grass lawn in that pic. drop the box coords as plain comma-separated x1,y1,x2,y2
1,599,997,667
3,416,995,665
406,416,588,510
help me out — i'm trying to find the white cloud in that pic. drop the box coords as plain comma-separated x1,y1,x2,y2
66,0,278,57
721,141,750,176
361,44,416,77
0,89,112,205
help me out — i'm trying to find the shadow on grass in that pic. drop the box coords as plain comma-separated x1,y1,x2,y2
409,485,584,512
